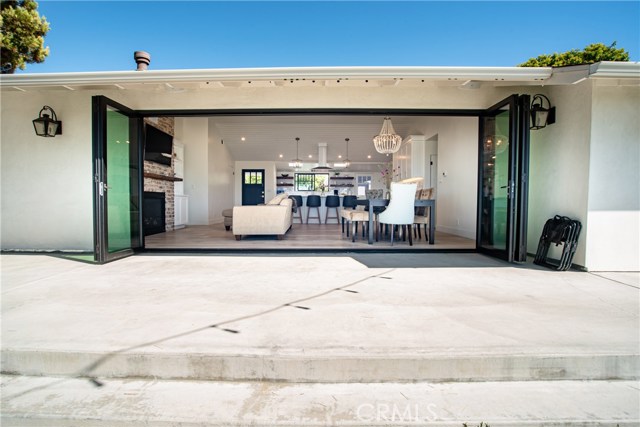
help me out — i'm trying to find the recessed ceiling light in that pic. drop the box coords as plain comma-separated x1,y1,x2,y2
241,137,246,141
367,155,372,159
338,155,342,159
308,154,312,158
279,154,283,158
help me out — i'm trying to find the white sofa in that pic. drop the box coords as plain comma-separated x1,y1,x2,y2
232,194,293,240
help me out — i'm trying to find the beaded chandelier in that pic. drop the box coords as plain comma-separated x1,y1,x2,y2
373,117,402,154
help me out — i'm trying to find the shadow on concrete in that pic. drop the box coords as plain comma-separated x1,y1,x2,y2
2,267,395,401
139,251,551,270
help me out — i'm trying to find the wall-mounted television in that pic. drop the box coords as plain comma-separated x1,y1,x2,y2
144,124,173,166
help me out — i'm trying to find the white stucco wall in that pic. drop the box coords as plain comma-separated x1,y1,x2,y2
1,91,94,251
585,82,640,271
527,82,593,267
208,120,235,223
3,78,637,269
175,117,209,225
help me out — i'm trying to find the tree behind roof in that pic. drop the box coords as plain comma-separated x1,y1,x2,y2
519,42,629,67
0,0,50,74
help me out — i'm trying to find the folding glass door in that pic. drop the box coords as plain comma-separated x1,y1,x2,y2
92,96,143,263
477,94,530,262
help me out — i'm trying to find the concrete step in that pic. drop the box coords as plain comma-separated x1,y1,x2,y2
1,375,638,426
2,348,638,383
3,255,638,384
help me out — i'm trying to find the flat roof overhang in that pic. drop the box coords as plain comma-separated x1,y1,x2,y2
3,63,638,93
1,65,557,92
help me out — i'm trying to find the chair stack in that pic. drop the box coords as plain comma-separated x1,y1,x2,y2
534,215,582,271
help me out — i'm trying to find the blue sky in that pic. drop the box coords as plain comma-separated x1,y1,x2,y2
20,1,640,73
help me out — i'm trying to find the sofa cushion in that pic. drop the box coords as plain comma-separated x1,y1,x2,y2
232,198,293,238
267,193,289,205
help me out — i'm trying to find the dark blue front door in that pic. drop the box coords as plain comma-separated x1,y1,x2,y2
242,169,265,205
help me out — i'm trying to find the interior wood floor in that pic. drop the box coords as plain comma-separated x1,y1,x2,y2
145,222,476,251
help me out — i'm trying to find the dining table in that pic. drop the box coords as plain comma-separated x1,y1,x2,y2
356,198,436,245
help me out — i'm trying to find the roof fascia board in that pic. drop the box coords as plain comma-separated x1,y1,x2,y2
0,66,552,87
588,61,640,79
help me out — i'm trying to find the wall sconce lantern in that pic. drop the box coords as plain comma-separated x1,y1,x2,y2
32,106,62,137
530,94,556,130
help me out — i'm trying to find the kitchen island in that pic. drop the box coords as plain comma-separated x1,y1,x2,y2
283,193,351,224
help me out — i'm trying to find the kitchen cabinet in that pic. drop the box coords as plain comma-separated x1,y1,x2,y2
393,135,435,183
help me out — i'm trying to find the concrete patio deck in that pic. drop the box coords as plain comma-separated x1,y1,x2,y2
1,253,638,426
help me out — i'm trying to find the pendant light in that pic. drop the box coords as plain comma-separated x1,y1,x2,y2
291,137,303,169
343,138,351,168
373,117,402,154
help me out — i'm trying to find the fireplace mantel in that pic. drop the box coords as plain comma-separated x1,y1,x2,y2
144,172,183,182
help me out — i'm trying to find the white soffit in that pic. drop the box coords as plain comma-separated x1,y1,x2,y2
0,66,552,90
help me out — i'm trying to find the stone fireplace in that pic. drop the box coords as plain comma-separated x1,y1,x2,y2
143,117,176,232
143,192,166,236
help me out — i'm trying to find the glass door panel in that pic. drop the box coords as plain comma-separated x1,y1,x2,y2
478,95,517,261
106,107,139,253
93,96,141,263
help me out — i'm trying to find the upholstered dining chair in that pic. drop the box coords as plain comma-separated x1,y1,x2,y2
340,206,370,242
364,188,386,233
341,195,358,234
377,182,418,246
413,187,434,240
365,189,384,199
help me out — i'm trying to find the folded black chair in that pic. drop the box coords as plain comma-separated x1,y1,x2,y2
534,215,582,271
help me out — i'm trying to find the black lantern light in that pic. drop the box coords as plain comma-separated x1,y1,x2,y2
530,94,556,130
33,106,62,137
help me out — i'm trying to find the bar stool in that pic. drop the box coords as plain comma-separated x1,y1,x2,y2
289,195,303,224
324,195,340,224
341,195,358,234
306,195,322,224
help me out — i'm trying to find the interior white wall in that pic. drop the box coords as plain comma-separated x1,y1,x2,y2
208,120,235,223
1,91,93,251
585,82,640,271
417,117,479,240
527,82,593,267
175,117,209,225
234,161,277,205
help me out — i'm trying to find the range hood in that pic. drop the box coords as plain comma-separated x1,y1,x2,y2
311,143,333,171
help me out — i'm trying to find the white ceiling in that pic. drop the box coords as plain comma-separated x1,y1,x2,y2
208,114,439,171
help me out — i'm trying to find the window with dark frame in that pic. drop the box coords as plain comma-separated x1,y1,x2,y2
295,173,329,191
244,171,262,184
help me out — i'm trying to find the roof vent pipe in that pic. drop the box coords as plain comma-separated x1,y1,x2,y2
134,51,151,71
